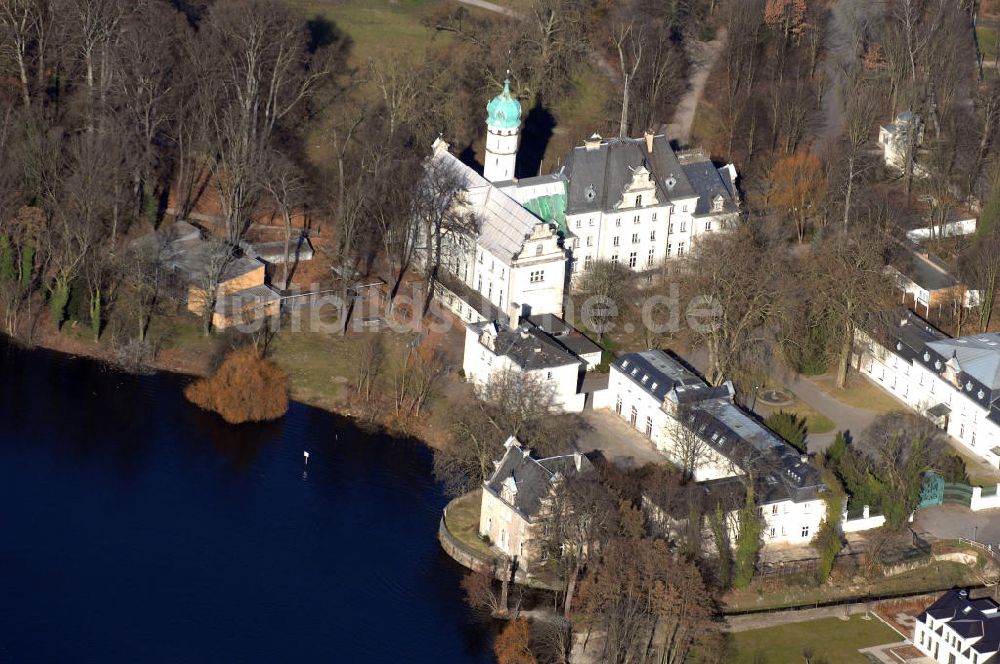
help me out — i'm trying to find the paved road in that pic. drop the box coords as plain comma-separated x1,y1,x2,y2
774,371,881,452
453,0,521,18
914,504,1000,547
578,409,667,469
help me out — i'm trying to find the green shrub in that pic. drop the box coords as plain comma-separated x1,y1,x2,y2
765,411,808,452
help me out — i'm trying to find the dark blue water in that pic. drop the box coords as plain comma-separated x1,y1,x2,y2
0,341,492,662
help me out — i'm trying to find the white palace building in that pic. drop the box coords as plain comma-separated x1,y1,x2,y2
855,311,1000,469
424,79,739,328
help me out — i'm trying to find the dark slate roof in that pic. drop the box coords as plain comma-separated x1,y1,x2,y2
560,134,697,214
890,242,959,291
919,589,1000,659
867,309,1000,416
677,150,738,216
469,320,583,371
613,350,705,402
524,314,603,358
485,439,594,519
613,350,822,502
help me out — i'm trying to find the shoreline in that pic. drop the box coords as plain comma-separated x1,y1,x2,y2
4,327,451,451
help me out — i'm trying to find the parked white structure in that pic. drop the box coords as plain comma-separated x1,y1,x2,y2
463,315,602,413
879,111,925,171
607,350,831,546
913,588,1000,664
855,311,1000,469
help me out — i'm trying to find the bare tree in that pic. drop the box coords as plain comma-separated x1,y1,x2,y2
261,149,307,289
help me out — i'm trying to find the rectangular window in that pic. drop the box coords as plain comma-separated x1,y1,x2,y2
652,212,657,221
529,270,544,283
633,214,640,224
705,221,712,231
801,526,810,538
575,219,581,229
645,416,653,438
682,205,688,213
678,242,685,256
586,236,593,247
668,222,674,233
650,230,656,241
629,252,637,268
680,221,687,233
613,236,620,247
584,255,592,269
647,249,654,266
771,505,778,514
666,243,672,257
615,218,622,227
611,254,619,264
631,233,639,244
589,218,594,227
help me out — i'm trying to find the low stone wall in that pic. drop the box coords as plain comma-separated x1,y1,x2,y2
971,485,1000,511
437,498,560,591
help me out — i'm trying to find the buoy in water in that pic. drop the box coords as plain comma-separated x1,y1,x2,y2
303,451,310,465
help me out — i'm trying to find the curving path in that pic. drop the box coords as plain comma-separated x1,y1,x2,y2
664,28,727,147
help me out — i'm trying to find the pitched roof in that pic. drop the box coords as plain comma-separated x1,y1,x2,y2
677,150,738,216
613,350,705,402
429,147,548,263
919,589,1000,658
560,134,697,214
484,438,593,518
469,320,583,371
927,334,1000,390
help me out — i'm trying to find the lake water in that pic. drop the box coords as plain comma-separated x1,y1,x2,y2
0,340,492,662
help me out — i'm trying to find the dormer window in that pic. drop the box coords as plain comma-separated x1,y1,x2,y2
712,195,723,212
500,476,518,503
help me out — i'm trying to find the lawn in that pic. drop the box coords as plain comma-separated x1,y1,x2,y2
760,399,836,437
284,0,442,66
811,373,908,414
443,489,496,559
268,326,417,408
978,26,999,63
727,615,900,664
723,560,980,613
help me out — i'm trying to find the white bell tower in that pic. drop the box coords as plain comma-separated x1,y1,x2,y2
484,79,522,183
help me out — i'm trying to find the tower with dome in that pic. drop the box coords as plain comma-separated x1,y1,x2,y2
484,79,522,183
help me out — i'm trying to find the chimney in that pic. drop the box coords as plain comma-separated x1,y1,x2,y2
585,133,603,151
799,454,808,464
644,130,654,154
574,452,583,472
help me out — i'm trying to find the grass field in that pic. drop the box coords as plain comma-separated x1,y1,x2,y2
723,560,979,613
811,373,908,414
978,26,999,63
727,615,900,664
761,400,836,437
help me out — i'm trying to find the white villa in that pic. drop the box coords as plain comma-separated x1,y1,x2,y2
607,350,837,546
478,436,593,570
855,311,1000,469
424,79,740,327
914,589,1000,664
462,314,602,413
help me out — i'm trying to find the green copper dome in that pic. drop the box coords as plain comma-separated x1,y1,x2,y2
486,80,522,130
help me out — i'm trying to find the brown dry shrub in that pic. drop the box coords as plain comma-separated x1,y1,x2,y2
184,346,289,424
